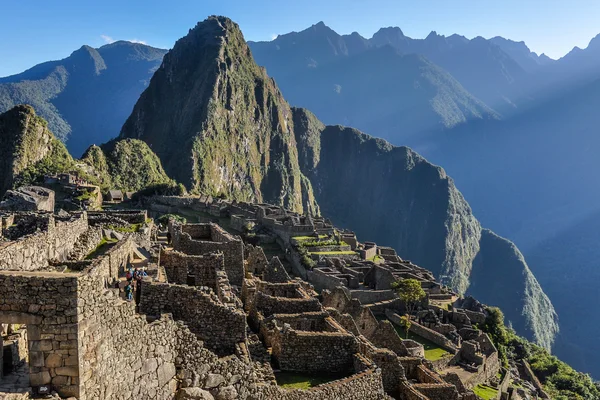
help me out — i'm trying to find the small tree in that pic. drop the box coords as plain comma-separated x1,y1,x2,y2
399,315,412,339
391,278,426,317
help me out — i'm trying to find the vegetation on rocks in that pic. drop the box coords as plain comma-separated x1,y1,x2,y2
119,16,318,215
481,307,600,400
0,104,87,194
291,106,557,349
81,139,175,192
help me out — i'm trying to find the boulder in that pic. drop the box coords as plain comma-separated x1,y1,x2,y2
176,387,215,400
0,186,55,211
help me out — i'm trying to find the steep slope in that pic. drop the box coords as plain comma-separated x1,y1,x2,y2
421,77,600,377
81,139,175,192
119,16,318,215
292,107,558,348
0,42,166,156
0,105,75,195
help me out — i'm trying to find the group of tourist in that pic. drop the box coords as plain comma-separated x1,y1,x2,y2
124,266,148,302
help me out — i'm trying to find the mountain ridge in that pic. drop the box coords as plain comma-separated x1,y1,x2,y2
0,41,167,157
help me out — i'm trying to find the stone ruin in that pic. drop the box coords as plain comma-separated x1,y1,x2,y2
0,186,55,212
0,194,548,399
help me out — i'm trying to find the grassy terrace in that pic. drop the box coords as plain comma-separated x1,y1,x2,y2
292,235,328,241
275,371,342,390
473,384,498,400
85,238,118,260
309,250,357,256
392,324,450,361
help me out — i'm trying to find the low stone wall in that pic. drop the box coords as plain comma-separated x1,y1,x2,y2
399,380,428,400
84,235,136,281
271,327,358,373
388,311,457,353
87,209,147,224
261,367,387,399
303,244,352,253
368,320,408,357
350,289,397,305
254,292,322,316
307,268,347,291
413,383,459,400
0,212,89,272
409,322,458,354
139,282,246,355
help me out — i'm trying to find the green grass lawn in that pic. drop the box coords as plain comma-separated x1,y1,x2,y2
85,238,118,259
293,235,328,241
392,324,450,361
473,384,498,400
309,251,357,256
275,371,341,389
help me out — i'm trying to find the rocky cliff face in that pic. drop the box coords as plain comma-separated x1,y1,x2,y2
291,107,558,348
117,16,558,348
0,105,73,195
120,16,317,215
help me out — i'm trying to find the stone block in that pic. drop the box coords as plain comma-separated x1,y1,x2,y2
215,385,238,400
30,370,52,386
56,366,79,376
65,355,78,366
176,388,215,400
142,358,158,374
29,351,45,367
158,362,177,387
205,374,225,389
45,353,63,368
57,385,79,398
52,375,70,386
31,339,53,351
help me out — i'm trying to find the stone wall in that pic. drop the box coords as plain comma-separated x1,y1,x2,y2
160,250,223,291
139,283,246,355
254,292,322,316
258,367,387,400
271,326,358,373
87,209,147,224
368,320,408,357
307,268,348,291
0,271,80,398
0,212,88,271
172,223,244,286
350,289,397,305
264,256,291,283
387,311,457,353
413,383,459,400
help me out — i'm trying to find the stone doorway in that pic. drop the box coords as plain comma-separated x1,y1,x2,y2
0,324,31,394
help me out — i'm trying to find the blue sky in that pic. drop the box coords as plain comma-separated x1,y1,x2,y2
1,0,599,77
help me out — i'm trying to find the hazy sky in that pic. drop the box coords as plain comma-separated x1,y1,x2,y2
1,0,599,77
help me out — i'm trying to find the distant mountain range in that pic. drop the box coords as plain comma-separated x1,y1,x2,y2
0,41,166,157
